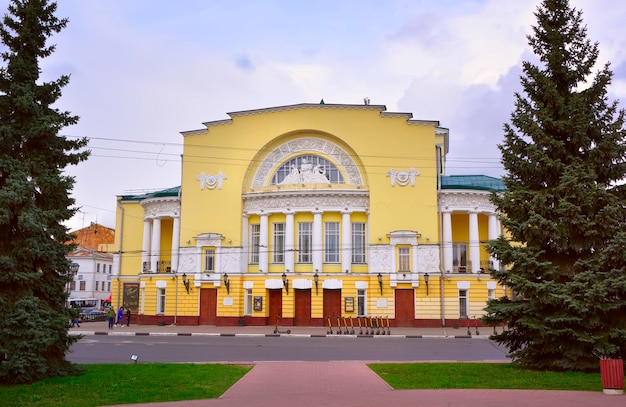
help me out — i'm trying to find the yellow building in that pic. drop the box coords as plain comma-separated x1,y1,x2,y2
112,102,507,328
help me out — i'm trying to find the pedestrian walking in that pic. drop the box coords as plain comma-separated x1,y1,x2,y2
117,306,125,327
71,316,80,327
107,307,115,329
125,307,131,327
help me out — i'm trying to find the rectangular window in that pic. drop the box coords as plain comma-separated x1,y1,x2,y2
204,248,215,272
398,247,410,272
157,288,166,314
453,244,468,272
79,281,86,291
488,289,495,300
109,265,112,274
96,263,100,273
95,281,99,291
70,281,76,290
107,282,111,291
357,289,366,316
351,223,366,264
244,289,253,316
273,223,285,263
298,222,312,263
250,224,260,264
459,289,468,318
324,222,340,263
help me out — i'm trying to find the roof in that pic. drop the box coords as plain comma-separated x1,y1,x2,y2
441,175,506,192
119,186,181,201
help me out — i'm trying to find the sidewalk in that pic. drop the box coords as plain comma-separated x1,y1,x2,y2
72,322,624,407
71,320,489,338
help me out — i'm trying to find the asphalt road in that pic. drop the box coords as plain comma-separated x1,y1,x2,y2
68,336,510,364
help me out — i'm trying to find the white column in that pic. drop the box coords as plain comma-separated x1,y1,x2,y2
469,211,480,273
341,211,351,273
412,244,418,273
285,212,295,272
259,214,269,272
171,216,180,272
390,243,397,273
313,211,323,272
142,219,151,272
488,213,499,271
442,211,453,273
242,215,249,272
151,217,161,272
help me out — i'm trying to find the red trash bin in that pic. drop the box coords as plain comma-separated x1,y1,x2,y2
600,358,624,395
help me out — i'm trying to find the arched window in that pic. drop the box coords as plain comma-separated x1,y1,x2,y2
271,155,344,185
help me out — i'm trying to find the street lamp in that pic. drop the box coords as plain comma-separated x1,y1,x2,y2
223,273,230,295
314,270,319,296
424,273,430,296
181,273,191,294
282,272,289,295
377,273,383,295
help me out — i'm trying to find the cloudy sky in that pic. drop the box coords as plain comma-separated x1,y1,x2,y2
4,0,624,231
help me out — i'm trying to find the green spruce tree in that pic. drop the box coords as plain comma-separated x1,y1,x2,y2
483,0,626,372
0,0,89,384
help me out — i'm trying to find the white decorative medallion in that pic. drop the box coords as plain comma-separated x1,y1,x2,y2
387,168,419,187
196,171,227,190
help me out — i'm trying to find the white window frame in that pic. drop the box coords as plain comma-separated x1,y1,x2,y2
398,246,410,272
453,243,468,272
244,289,253,316
351,223,366,264
273,223,285,264
324,222,340,263
157,288,166,314
357,289,366,316
204,248,216,272
298,222,312,263
250,224,260,264
459,289,468,318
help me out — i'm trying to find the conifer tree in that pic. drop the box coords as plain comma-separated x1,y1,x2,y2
483,0,626,372
0,0,88,384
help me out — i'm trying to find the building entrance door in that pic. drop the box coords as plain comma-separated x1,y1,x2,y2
394,289,415,327
199,288,217,325
268,289,283,326
323,289,341,322
294,289,311,326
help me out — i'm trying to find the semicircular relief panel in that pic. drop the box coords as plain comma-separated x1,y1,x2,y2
250,137,364,189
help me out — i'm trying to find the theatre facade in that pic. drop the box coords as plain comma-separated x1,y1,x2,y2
111,103,507,327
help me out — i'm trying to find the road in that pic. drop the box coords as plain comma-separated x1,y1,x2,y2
68,336,509,364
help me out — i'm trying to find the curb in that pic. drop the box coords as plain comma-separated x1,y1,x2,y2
70,331,492,339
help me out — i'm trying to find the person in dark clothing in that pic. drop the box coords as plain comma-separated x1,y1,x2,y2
125,307,131,327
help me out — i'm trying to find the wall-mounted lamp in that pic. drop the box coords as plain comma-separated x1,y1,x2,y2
424,273,430,296
223,273,230,295
314,270,319,296
181,273,191,294
377,273,383,295
69,262,80,275
282,272,289,295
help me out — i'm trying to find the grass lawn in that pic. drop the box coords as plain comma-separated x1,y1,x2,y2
0,363,252,407
369,362,605,392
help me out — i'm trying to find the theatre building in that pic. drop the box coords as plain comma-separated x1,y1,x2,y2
111,102,507,327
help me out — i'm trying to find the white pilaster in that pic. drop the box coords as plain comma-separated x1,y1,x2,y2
341,211,351,273
442,211,453,273
313,211,323,272
259,214,269,272
171,216,180,272
469,211,480,273
488,213,499,271
142,219,151,272
285,212,295,272
242,215,249,271
150,217,161,272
